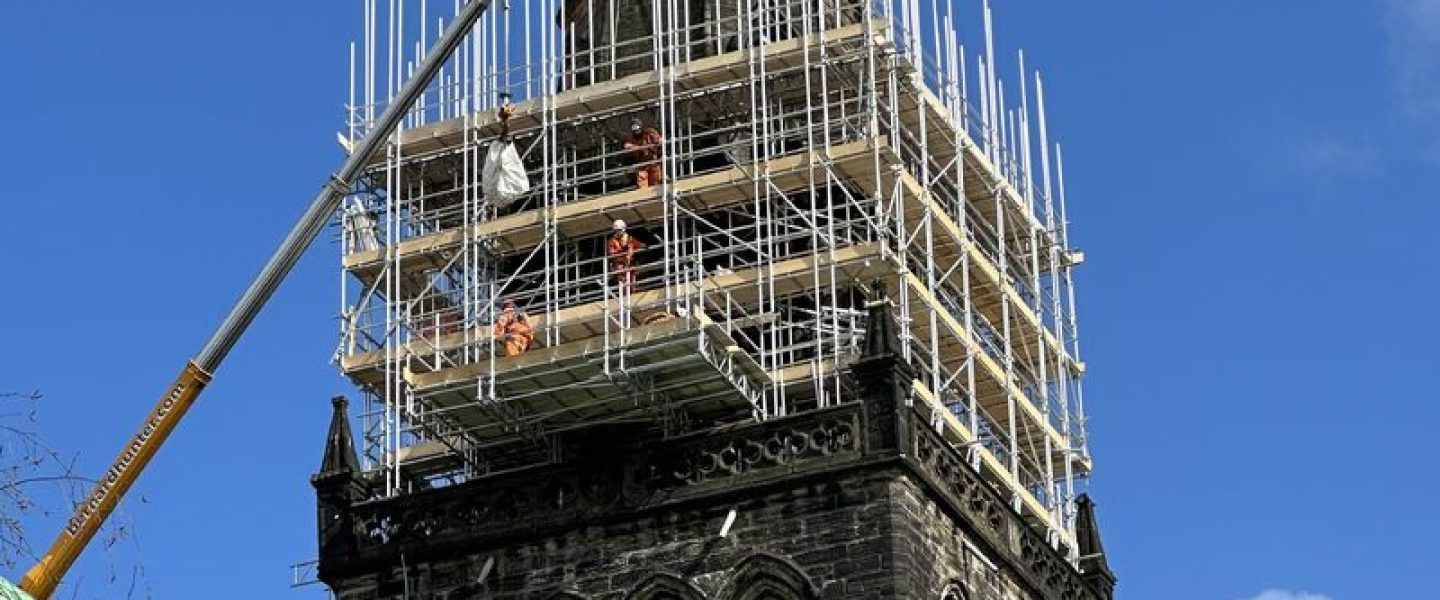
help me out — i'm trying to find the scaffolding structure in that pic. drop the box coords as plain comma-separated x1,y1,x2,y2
334,0,1091,558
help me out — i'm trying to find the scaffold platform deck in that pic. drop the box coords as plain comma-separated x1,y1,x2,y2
342,139,880,283
340,242,892,382
413,313,765,435
363,20,889,166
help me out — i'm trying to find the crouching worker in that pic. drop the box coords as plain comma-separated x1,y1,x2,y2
492,301,534,357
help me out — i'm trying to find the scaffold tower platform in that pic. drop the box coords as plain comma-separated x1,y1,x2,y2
334,0,1092,558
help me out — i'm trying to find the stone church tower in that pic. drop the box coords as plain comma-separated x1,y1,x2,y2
319,1,1112,597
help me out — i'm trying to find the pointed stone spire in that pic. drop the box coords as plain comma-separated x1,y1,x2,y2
1075,494,1117,600
313,396,365,580
852,280,915,455
318,396,360,477
862,280,906,362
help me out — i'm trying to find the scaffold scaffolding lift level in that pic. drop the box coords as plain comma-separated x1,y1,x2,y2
336,0,1092,562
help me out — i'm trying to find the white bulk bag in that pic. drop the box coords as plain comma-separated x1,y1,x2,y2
343,200,381,252
482,140,530,208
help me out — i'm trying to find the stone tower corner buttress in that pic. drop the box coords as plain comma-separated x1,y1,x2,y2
311,396,364,577
1076,494,1117,600
851,281,916,457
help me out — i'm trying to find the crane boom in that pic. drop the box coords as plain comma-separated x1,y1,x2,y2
14,1,496,597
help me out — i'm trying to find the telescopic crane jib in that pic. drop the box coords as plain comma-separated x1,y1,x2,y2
0,2,497,598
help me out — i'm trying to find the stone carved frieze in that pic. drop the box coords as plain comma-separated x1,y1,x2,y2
910,424,1007,538
907,413,1097,600
658,416,859,485
344,407,863,556
328,396,1096,600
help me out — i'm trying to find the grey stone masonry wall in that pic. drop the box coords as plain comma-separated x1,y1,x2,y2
332,466,898,599
887,475,1030,600
316,401,1102,600
559,0,867,88
562,0,660,87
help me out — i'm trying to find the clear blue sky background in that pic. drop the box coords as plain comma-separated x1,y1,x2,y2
1,1,1435,598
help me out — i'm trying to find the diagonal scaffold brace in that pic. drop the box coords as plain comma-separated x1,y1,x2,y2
9,1,496,598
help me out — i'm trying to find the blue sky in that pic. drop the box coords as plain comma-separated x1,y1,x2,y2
1,1,1436,598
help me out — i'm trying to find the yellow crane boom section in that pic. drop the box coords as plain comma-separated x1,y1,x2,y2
20,363,212,597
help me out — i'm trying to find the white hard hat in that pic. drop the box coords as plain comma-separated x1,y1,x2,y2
613,219,626,231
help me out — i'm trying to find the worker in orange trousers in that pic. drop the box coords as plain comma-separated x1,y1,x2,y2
492,301,534,357
606,219,645,292
623,118,664,189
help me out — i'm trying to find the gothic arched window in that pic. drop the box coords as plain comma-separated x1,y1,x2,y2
717,554,818,600
627,573,707,600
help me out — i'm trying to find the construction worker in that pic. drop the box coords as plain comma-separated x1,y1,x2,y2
642,306,689,325
606,219,645,292
492,301,534,357
497,92,515,141
623,118,664,189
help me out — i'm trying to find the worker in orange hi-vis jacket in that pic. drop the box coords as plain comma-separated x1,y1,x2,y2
497,92,515,140
606,219,645,292
623,118,664,189
492,301,534,357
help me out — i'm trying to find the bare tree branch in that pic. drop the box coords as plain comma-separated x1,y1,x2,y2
0,391,147,598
